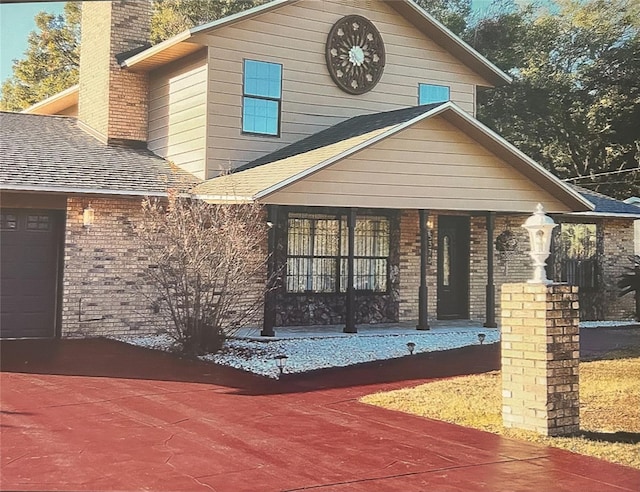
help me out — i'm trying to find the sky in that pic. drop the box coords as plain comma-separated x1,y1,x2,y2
0,0,497,84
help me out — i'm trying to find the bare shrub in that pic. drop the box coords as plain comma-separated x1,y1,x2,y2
136,191,269,356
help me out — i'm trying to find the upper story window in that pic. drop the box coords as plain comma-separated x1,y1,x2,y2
418,83,450,105
242,59,282,136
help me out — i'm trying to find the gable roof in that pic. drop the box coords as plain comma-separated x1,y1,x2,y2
193,102,591,212
120,0,510,86
0,112,200,197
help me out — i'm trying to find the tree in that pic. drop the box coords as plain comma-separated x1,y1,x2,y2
468,0,640,199
136,191,270,356
1,2,80,111
414,0,472,36
150,0,264,43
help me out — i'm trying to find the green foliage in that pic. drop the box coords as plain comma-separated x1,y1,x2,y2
468,0,640,199
1,2,80,111
150,0,265,43
414,0,472,35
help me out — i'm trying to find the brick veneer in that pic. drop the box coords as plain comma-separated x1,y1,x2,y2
62,197,160,337
601,218,635,319
78,0,149,144
62,197,266,338
501,283,580,436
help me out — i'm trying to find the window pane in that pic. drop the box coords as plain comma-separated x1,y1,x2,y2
1,213,18,230
418,84,450,105
244,60,281,98
243,97,279,135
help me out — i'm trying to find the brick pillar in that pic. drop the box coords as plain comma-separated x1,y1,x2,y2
501,283,580,436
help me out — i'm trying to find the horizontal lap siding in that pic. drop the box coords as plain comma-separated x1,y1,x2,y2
204,0,485,176
265,117,567,212
148,51,207,179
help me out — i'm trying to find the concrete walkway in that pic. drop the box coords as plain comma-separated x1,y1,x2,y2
1,339,638,491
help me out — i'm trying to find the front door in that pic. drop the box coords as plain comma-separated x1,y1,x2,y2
437,216,469,319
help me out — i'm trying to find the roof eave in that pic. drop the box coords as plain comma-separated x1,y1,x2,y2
22,85,79,115
567,211,640,219
0,183,169,198
120,0,298,73
389,0,511,87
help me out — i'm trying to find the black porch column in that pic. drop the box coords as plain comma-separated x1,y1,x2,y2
261,205,279,337
344,208,357,333
417,209,430,330
484,211,497,328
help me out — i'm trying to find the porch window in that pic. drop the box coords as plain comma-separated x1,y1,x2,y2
418,83,450,105
557,223,598,290
286,213,389,293
242,59,282,136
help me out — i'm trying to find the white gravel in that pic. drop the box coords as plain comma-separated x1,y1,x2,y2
112,328,500,379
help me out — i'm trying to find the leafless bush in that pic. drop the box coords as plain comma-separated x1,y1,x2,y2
136,191,269,355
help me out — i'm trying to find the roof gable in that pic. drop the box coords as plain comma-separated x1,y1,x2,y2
120,0,510,86
194,102,591,213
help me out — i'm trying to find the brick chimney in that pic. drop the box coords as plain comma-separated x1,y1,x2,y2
78,0,151,146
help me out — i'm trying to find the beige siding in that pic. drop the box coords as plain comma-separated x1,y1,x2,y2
202,0,487,176
265,116,570,213
148,51,207,179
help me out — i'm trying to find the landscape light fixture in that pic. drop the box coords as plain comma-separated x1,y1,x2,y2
522,203,557,285
407,342,416,355
478,333,486,344
83,204,95,228
274,354,288,376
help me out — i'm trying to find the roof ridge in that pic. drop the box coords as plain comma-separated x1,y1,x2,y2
1,111,74,120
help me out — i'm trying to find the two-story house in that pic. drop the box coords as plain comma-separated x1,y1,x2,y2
1,0,637,340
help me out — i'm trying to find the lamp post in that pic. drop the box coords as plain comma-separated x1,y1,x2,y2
274,354,288,376
522,203,557,285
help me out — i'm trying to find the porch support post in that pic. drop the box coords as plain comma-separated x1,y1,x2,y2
417,209,430,330
344,208,357,333
484,211,497,328
261,205,279,337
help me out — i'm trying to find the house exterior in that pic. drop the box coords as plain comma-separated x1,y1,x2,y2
1,0,638,340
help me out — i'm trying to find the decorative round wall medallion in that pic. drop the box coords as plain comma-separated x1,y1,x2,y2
325,15,386,95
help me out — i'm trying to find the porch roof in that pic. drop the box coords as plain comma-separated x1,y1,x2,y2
193,102,592,214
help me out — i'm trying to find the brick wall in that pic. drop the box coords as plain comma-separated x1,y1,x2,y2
601,218,635,319
501,283,580,436
62,197,267,338
78,0,150,144
398,210,437,321
62,196,161,337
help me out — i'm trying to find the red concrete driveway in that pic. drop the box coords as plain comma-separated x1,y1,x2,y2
1,339,638,491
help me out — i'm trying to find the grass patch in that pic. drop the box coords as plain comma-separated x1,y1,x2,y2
361,356,640,469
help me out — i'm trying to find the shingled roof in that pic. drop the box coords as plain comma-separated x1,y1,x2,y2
0,112,200,196
572,185,640,217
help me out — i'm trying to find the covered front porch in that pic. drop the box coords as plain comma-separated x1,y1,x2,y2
194,102,592,337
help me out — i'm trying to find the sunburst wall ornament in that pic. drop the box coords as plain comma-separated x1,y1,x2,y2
325,15,386,95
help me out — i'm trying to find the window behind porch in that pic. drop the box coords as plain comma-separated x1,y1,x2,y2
286,213,389,294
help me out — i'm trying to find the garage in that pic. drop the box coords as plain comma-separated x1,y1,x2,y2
1,209,62,338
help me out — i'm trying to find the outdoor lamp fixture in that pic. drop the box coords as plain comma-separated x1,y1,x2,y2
407,342,416,355
478,333,486,345
83,204,95,229
522,203,557,285
274,354,288,376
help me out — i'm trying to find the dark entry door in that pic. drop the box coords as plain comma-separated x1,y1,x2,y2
437,216,469,319
1,209,61,338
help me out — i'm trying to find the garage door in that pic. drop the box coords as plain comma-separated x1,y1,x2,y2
1,209,61,338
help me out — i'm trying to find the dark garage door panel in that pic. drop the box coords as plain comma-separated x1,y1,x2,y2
1,210,60,338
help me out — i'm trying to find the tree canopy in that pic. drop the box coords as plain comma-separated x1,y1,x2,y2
467,0,640,198
1,2,80,111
